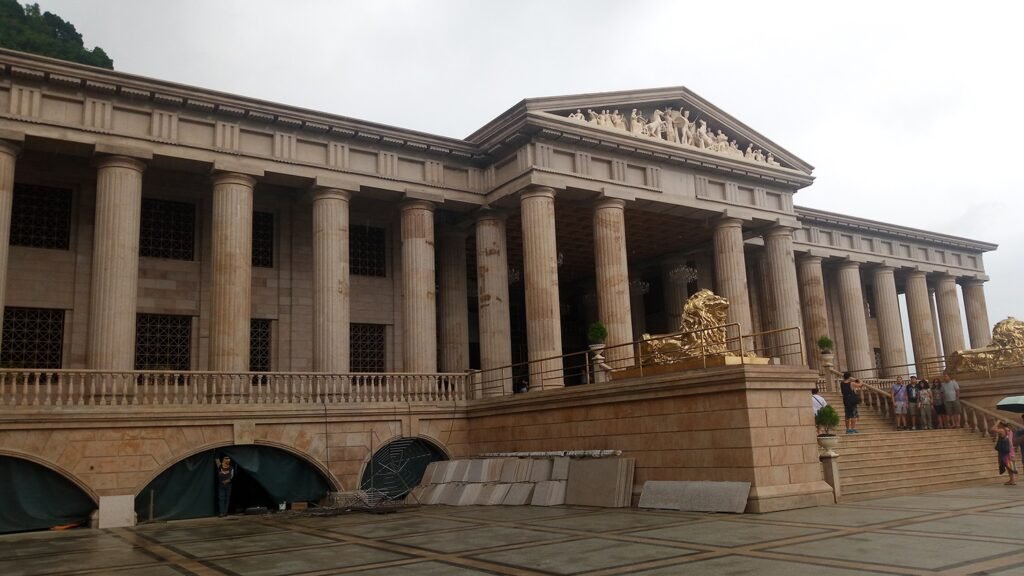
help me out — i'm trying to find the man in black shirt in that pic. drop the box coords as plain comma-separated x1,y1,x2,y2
840,372,863,434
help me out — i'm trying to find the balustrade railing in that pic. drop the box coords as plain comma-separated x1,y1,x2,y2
0,370,468,407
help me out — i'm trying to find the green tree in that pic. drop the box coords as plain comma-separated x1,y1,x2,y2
0,0,113,69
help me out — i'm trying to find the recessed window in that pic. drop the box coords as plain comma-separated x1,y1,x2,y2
252,211,274,268
250,318,272,372
351,323,385,372
0,307,65,369
140,198,195,260
10,184,72,250
350,225,386,277
134,313,191,371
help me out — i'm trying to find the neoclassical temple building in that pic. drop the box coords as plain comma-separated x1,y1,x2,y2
0,49,998,527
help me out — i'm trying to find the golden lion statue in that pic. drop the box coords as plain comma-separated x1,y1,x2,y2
640,289,734,364
948,316,1024,373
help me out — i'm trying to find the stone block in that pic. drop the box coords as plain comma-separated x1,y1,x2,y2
638,481,686,510
551,457,570,480
97,495,136,529
676,481,751,513
457,483,483,506
482,458,504,482
502,483,534,505
466,459,485,482
421,461,442,485
485,483,512,505
565,458,634,508
499,458,520,483
514,459,533,482
531,480,566,506
528,458,553,482
450,460,470,483
440,483,464,506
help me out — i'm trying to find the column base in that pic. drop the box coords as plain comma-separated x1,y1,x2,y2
745,480,835,513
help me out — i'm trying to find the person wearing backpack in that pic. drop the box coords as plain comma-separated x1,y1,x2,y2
991,421,1017,486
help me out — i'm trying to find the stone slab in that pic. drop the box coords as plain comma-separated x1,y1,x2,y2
565,458,634,508
499,458,520,483
531,480,566,506
528,458,553,482
514,459,533,482
457,483,484,506
485,483,512,505
676,481,751,514
440,483,465,506
451,460,471,483
502,483,535,505
466,460,485,483
98,495,136,529
551,457,570,480
482,458,504,482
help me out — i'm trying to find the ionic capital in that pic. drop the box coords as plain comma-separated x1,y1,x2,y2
211,171,257,189
95,154,147,174
520,185,556,201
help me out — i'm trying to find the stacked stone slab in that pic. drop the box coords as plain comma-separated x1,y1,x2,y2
410,456,628,507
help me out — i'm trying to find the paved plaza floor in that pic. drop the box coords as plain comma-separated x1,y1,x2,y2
2,484,1024,576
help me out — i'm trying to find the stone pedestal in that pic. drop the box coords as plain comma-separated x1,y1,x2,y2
797,256,829,370
713,217,752,341
400,200,437,373
476,212,512,395
836,262,873,375
820,454,841,503
0,141,18,355
763,226,803,365
520,187,563,389
209,172,255,372
593,198,633,367
935,274,966,357
438,228,469,373
312,188,350,373
961,279,992,348
88,156,146,370
905,271,939,376
873,266,907,376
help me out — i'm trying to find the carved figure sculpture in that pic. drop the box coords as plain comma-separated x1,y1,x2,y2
568,109,585,121
639,289,738,364
644,109,666,139
611,110,626,130
949,316,1024,373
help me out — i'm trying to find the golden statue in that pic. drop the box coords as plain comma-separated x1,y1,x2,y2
948,316,1024,373
640,289,734,364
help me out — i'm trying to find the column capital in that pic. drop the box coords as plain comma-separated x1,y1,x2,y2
400,198,435,213
311,187,352,203
593,197,626,211
0,139,21,158
763,224,795,238
520,185,556,201
872,265,896,275
211,171,257,188
798,254,823,265
837,260,861,271
959,277,986,287
475,207,509,223
94,154,147,173
933,272,958,285
715,216,744,230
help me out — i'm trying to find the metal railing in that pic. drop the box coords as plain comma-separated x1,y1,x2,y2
0,370,469,407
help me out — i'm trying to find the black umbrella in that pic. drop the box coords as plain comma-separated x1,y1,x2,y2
996,396,1024,414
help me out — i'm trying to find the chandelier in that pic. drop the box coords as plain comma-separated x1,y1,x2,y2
668,264,699,284
508,267,522,285
629,278,651,296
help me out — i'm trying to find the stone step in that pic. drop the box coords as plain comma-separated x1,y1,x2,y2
842,459,996,481
841,467,998,493
841,475,1005,501
840,447,994,464
836,435,990,451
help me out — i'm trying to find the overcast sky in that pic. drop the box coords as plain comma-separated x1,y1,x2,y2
34,0,1023,358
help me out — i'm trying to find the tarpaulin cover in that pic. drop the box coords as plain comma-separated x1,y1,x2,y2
135,446,330,521
0,456,96,534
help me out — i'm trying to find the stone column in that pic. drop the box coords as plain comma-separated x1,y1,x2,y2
87,156,146,370
873,266,908,376
475,211,512,395
0,141,18,355
629,277,646,341
660,256,687,332
961,279,992,348
400,200,437,373
836,262,873,375
209,172,255,372
713,217,752,345
520,186,563,389
797,255,829,370
905,271,939,376
763,226,804,365
592,198,633,367
935,273,966,357
312,188,350,373
928,287,944,359
438,228,469,373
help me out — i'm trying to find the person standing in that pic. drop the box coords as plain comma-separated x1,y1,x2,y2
992,421,1017,486
917,378,934,430
906,376,920,430
932,380,947,429
840,372,863,434
941,372,962,429
216,456,235,517
891,376,909,431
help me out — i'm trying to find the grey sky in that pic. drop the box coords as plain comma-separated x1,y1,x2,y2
34,0,1024,357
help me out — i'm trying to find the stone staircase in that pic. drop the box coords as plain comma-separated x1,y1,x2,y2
819,390,1002,501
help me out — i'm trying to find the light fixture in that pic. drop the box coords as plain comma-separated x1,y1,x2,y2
629,278,651,296
668,264,699,284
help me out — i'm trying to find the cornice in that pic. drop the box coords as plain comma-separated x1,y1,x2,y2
795,206,998,253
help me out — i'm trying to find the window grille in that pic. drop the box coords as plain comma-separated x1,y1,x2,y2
350,225,386,277
252,211,274,268
140,198,195,260
134,313,191,371
351,323,386,372
0,307,65,369
10,184,72,250
250,319,272,372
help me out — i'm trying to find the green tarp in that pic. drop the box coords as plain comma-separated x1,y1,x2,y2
0,456,96,534
135,446,331,522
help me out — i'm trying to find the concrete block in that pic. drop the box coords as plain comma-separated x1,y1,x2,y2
97,495,136,529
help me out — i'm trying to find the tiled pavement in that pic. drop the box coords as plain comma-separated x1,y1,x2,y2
2,484,1024,576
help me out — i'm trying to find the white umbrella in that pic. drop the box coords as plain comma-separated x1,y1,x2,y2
995,396,1024,414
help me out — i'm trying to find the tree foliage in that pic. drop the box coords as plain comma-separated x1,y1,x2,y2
0,0,113,69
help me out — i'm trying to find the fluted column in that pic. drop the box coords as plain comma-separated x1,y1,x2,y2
87,156,145,370
312,188,350,373
763,226,803,365
961,279,992,348
928,287,943,358
905,270,939,376
935,273,966,357
713,217,752,343
873,266,907,376
592,198,633,367
797,255,828,370
520,186,563,389
400,200,437,373
438,228,469,373
836,262,873,375
0,141,18,355
476,211,512,395
209,172,255,371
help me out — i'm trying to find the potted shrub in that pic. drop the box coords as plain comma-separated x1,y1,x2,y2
816,335,835,368
815,405,841,456
587,322,608,350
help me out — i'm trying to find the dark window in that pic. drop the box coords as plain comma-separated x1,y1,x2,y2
252,211,274,268
10,184,72,250
0,307,65,368
134,313,191,370
140,198,195,260
351,323,385,372
250,318,272,372
864,284,876,319
350,225,386,277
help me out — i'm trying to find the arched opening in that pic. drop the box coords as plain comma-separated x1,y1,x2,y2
0,456,96,533
359,437,447,500
135,445,331,522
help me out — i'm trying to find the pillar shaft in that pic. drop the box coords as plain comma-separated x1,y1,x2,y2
837,262,873,374
0,142,17,355
209,172,255,372
660,257,688,332
520,187,563,389
400,200,437,373
928,287,943,358
935,274,966,357
713,217,752,342
763,226,803,365
476,212,512,395
438,229,469,373
592,198,633,366
312,188,350,373
797,256,828,370
873,267,907,376
905,271,939,376
962,280,992,348
87,156,145,370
